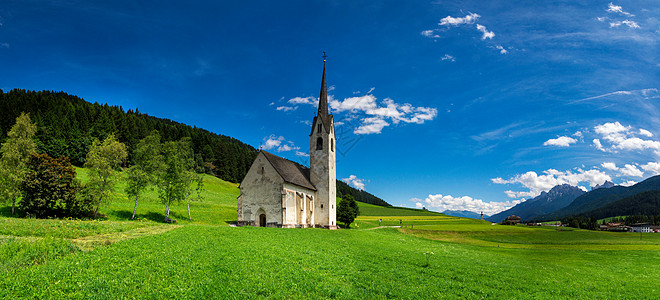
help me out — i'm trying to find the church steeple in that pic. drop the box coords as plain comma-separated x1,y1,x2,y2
309,52,336,229
318,55,329,117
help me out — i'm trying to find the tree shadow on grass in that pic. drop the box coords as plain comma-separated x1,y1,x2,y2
109,210,134,220
0,206,13,217
0,206,26,218
144,212,166,223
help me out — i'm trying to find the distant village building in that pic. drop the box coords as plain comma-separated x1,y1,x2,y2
236,58,337,229
631,223,651,233
502,215,521,225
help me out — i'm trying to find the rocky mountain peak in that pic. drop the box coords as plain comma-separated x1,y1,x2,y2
592,181,615,191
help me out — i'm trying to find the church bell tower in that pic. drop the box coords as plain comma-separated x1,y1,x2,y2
310,53,337,229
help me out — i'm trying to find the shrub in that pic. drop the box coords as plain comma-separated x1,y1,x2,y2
19,153,91,218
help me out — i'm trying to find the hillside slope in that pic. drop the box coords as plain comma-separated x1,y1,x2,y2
579,190,660,219
538,175,660,221
0,89,257,183
487,184,585,222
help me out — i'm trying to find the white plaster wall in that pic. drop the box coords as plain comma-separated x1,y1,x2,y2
238,152,284,226
283,183,316,227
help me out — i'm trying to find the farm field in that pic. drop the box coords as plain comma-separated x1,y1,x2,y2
1,170,659,299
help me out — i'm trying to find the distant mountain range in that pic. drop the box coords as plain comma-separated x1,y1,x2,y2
486,184,585,223
442,210,489,219
487,175,660,222
537,175,660,221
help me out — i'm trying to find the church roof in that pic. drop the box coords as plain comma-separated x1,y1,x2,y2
261,150,316,191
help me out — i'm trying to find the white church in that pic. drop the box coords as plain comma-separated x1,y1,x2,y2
236,58,337,229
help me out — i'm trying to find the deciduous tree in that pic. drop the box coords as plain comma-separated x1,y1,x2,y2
125,131,162,220
156,141,185,220
0,113,37,215
84,134,127,218
19,153,87,218
337,194,360,228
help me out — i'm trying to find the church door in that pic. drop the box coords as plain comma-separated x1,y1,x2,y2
259,214,266,227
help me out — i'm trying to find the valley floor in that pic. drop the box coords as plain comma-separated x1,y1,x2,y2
2,216,659,299
1,176,659,299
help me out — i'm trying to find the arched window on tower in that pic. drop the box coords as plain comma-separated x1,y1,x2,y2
316,137,323,150
317,123,322,133
331,138,334,152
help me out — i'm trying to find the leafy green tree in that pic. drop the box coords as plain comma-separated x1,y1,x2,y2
84,134,128,218
182,171,204,221
19,153,87,218
0,113,37,215
337,194,360,228
125,131,162,220
177,138,203,221
156,141,185,220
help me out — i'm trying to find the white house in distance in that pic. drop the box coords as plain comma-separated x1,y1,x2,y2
630,223,651,233
236,58,337,229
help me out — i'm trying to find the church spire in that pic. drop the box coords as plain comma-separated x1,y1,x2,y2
318,52,329,117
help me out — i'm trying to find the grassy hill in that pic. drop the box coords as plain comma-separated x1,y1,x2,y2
2,169,660,298
357,201,444,217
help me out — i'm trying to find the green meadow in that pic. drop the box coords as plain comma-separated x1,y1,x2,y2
1,170,659,299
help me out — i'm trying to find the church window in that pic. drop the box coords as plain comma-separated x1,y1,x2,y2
261,166,264,175
331,139,334,152
321,204,324,209
318,123,322,133
316,137,323,150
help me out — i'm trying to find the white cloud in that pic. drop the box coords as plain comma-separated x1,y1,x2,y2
476,24,495,40
620,164,643,177
496,45,507,54
594,122,660,153
288,96,316,105
354,117,389,135
330,94,378,112
606,3,633,17
342,175,366,190
595,121,630,137
492,168,612,199
504,190,537,199
619,180,637,187
572,90,633,103
610,20,640,28
439,12,480,26
421,30,439,38
573,131,583,138
641,162,660,175
287,91,437,135
262,135,284,150
593,139,605,151
412,194,523,216
543,136,577,147
441,54,455,61
329,95,437,135
0,43,8,49
295,151,309,157
639,129,653,137
261,135,300,153
277,106,297,112
601,162,618,171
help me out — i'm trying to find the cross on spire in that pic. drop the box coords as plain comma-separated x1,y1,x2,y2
322,51,327,63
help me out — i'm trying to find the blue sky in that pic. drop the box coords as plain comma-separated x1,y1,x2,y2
1,1,659,215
